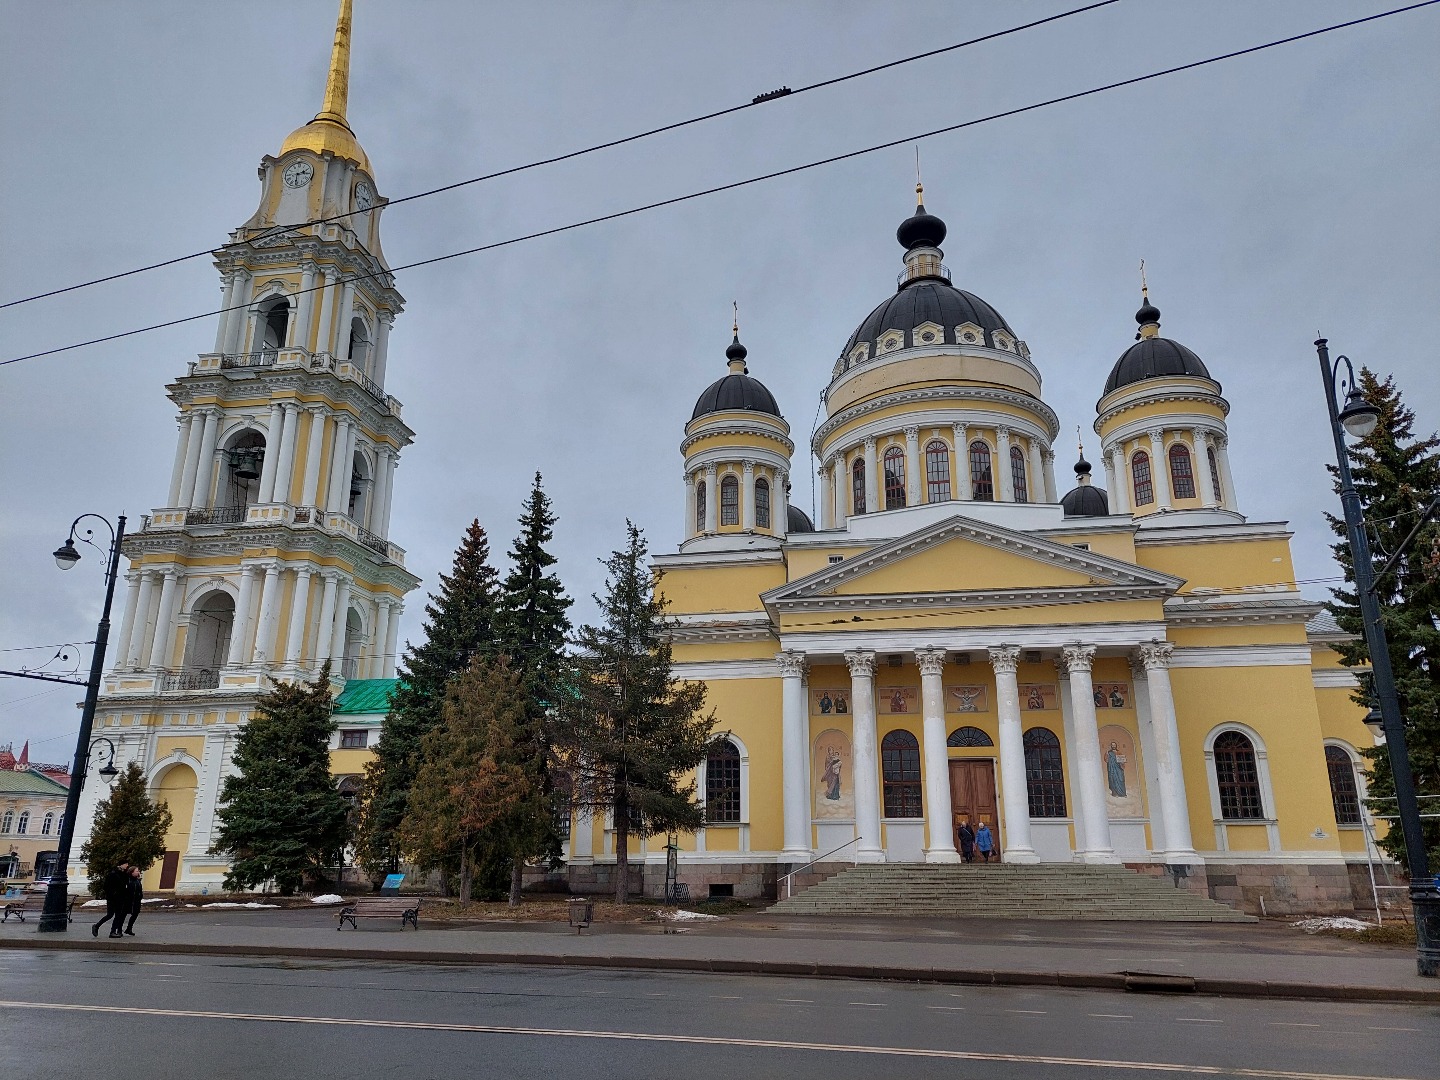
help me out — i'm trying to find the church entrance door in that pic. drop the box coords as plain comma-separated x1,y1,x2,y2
948,760,998,855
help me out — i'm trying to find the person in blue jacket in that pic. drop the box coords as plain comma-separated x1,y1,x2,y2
974,821,996,863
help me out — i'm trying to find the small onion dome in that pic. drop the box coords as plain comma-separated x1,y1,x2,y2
691,333,783,421
1104,299,1213,394
1135,297,1161,328
787,504,815,533
725,334,748,364
1060,455,1110,517
897,197,947,251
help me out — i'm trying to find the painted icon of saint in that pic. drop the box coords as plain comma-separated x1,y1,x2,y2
819,692,833,715
1106,741,1127,798
1093,687,1107,708
890,689,908,713
1028,686,1046,711
835,694,848,714
1110,687,1126,708
822,747,844,801
954,687,979,713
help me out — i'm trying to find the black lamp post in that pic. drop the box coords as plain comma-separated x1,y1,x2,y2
1315,337,1438,977
38,513,126,933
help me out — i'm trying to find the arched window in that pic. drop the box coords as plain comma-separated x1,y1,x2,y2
695,480,706,531
221,429,266,512
42,812,54,836
1207,447,1223,504
348,449,373,524
15,812,28,836
852,457,867,515
925,440,951,503
1023,727,1067,818
970,441,994,501
881,730,922,818
345,316,371,368
0,810,11,834
1213,731,1264,819
705,740,742,823
1010,445,1029,503
883,446,906,510
184,590,234,684
755,477,771,529
1132,450,1154,506
720,474,740,525
1325,745,1362,826
258,297,290,354
56,814,63,835
1169,443,1196,499
947,726,994,748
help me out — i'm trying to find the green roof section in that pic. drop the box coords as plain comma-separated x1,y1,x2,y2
334,678,400,716
0,769,70,796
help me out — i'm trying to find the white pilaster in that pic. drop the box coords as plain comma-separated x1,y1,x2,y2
954,424,973,501
1109,446,1131,514
282,567,314,666
167,414,193,506
775,469,789,536
213,272,237,353
996,426,1015,502
296,264,317,350
832,457,847,526
113,572,142,673
337,278,356,358
844,649,884,862
862,438,878,513
1043,447,1058,503
271,402,301,505
1192,429,1220,508
127,571,157,668
147,570,181,670
1062,643,1118,863
370,446,392,533
329,577,353,672
300,408,328,508
314,572,340,665
990,645,1038,862
225,270,252,354
703,463,718,533
1148,429,1172,510
372,312,392,384
917,648,960,863
370,600,392,679
315,268,337,355
1216,436,1238,511
818,464,832,530
778,650,812,859
251,562,283,666
382,601,402,679
257,403,285,504
904,426,921,507
1128,653,1167,856
741,461,756,531
684,473,697,537
1139,641,1199,862
228,566,258,666
1028,439,1045,503
326,416,355,513
1054,655,1087,859
186,409,221,510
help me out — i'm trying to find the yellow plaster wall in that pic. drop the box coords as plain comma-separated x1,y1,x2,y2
701,676,784,852
829,540,1097,595
1136,537,1296,592
146,762,198,890
825,357,1042,416
778,598,1164,635
330,748,376,775
154,736,206,761
658,565,784,614
785,547,873,580
672,641,777,663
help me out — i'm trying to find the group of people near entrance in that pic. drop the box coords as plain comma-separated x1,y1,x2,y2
92,862,143,938
956,816,996,863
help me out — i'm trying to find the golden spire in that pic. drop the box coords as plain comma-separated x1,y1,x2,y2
733,300,739,338
315,0,353,128
1077,426,1085,460
915,146,924,206
279,0,370,171
1140,258,1149,300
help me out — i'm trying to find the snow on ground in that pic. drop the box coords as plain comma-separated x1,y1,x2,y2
201,901,280,909
81,899,106,907
310,894,345,905
658,908,721,921
1292,916,1375,933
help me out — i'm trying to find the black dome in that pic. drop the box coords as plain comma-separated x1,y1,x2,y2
787,504,815,533
843,281,1015,359
897,201,947,250
1104,337,1213,394
691,372,782,420
1061,483,1110,517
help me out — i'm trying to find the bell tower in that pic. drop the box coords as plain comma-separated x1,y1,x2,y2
74,0,419,893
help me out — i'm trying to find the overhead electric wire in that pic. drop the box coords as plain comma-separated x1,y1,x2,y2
0,1,1119,311
4,0,1435,369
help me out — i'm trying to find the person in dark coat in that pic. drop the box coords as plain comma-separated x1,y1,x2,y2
92,862,130,938
956,817,976,863
122,866,143,936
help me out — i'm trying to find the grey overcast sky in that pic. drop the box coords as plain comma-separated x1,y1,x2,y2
2,1,1437,759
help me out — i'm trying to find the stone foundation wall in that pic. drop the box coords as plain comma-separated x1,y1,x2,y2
1124,861,1213,901
1346,860,1407,917
1202,862,1356,916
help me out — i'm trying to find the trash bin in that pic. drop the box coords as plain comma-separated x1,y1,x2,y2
568,896,594,934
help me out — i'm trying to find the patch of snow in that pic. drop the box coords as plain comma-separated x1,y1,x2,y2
141,898,167,904
81,899,107,907
1292,916,1375,933
310,893,345,905
657,908,721,921
201,901,280,909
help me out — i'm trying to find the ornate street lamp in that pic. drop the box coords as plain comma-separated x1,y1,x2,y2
91,737,119,782
1315,338,1438,977
38,513,127,933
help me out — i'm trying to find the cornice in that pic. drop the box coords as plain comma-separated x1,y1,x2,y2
1094,380,1228,431
771,581,1176,615
681,421,795,456
1134,521,1292,546
1163,594,1320,628
814,384,1060,454
827,341,1041,399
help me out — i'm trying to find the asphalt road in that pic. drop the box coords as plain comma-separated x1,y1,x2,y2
0,949,1433,1079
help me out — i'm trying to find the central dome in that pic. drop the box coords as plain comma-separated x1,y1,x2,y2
843,280,1016,358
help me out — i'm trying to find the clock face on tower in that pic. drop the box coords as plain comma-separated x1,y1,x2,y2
282,160,314,189
354,181,374,211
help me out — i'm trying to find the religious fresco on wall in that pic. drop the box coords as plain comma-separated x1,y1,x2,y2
1018,683,1057,711
811,688,850,715
945,685,989,713
813,729,854,820
1099,723,1145,818
877,686,917,715
1092,682,1130,709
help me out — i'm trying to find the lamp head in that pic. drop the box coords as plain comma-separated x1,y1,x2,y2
98,761,119,781
52,539,81,570
1363,707,1385,740
1338,387,1380,439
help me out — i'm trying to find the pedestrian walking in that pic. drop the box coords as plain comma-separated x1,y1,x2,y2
956,817,976,863
123,866,143,936
92,861,130,938
974,821,996,863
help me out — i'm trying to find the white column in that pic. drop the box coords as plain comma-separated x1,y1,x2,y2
370,600,392,679
1216,436,1238,510
270,402,301,505
1103,447,1120,508
224,270,252,354
776,469,789,536
372,313,392,384
953,424,973,501
1128,654,1167,856
185,409,220,509
167,413,194,507
128,570,158,668
1054,655,1087,859
282,568,314,666
818,464,832,530
741,461,756,531
300,408,327,508
1139,641,1199,862
213,272,237,353
1043,447,1058,503
996,426,1015,502
228,566,258,666
703,463,718,533
337,279,356,359
1062,644,1118,864
256,404,284,503
295,264,317,350
1108,446,1131,513
314,572,340,665
112,572,142,673
329,577,353,672
382,602,402,679
1192,429,1219,508
379,453,398,535
845,650,884,862
314,269,337,355
147,570,182,670
1028,439,1045,503
369,447,392,533
684,473,697,537
862,438,878,513
917,648,959,863
904,426,921,506
990,645,1038,862
778,651,812,860
251,563,283,665
833,456,847,525
326,417,355,513
1148,429,1172,510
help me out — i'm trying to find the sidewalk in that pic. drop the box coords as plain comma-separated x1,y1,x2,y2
2,905,1432,1004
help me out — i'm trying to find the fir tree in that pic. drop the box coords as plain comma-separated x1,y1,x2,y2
211,664,351,894
558,522,717,903
80,762,172,896
1324,367,1440,872
496,472,573,900
355,520,501,875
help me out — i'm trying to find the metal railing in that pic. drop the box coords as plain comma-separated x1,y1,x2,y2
354,370,386,403
354,525,389,555
162,668,220,692
220,350,278,370
779,837,861,899
897,263,951,287
186,505,246,526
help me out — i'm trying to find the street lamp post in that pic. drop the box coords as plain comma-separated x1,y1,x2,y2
1315,337,1438,978
38,513,126,933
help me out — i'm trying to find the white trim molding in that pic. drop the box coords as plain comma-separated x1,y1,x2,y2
1202,722,1281,854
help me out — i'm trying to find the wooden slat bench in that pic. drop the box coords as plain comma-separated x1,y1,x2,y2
2,894,79,923
336,896,421,930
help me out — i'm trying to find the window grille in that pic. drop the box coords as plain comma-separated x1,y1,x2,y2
1214,731,1264,819
881,730,923,818
883,447,906,510
852,457,867,514
1169,443,1197,499
339,729,368,749
1208,447,1223,503
925,440,951,503
42,813,54,836
755,477,771,529
1325,745,1362,826
15,812,28,836
1132,451,1154,506
695,480,706,531
720,475,740,526
948,726,993,748
1011,445,1028,503
969,441,994,501
705,741,742,823
1023,727,1067,818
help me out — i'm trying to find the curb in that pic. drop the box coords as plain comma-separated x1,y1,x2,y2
1,937,1433,1005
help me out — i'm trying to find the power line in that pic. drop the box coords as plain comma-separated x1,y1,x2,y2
0,1,1119,311
4,1,1435,369
0,642,94,653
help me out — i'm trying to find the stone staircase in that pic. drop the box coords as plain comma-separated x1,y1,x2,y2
770,863,1255,922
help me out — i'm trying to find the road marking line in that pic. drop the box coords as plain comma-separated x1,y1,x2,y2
926,1006,966,1011
778,999,813,1003
1367,1027,1419,1033
848,1002,886,1007
1271,1023,1321,1028
0,999,1417,1079
1008,1010,1047,1015
1090,1014,1132,1019
712,995,741,1000
1176,1018,1223,1023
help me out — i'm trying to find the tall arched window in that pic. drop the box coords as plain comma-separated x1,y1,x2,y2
883,446,906,510
1325,745,1362,826
0,810,11,834
1207,447,1223,504
42,812,54,836
15,812,28,836
1214,731,1264,819
258,297,290,354
705,740,742,823
720,474,740,526
852,457,867,515
1010,445,1029,503
1132,450,1154,506
1023,727,1067,818
755,477,771,529
1169,443,1196,499
925,440,951,503
695,480,706,531
970,441,994,501
881,730,922,818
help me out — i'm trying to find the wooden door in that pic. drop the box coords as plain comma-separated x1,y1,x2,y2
158,851,180,890
948,760,999,852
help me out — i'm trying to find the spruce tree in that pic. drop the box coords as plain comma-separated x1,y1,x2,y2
496,472,573,900
355,520,500,875
211,665,350,894
558,522,717,903
1324,367,1440,872
80,762,172,895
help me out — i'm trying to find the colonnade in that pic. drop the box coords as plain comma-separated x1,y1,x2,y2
1103,427,1236,514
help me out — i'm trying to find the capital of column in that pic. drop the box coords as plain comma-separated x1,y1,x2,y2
704,462,717,478
987,644,1020,675
996,425,1011,446
863,437,876,452
1147,428,1166,446
1052,653,1070,679
904,426,919,443
843,649,876,678
776,650,807,679
1138,639,1174,671
914,647,946,677
1061,643,1097,673
1042,448,1056,464
742,460,755,476
683,472,695,489
953,423,967,441
1215,434,1229,450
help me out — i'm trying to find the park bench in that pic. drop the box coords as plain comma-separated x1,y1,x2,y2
2,894,78,923
336,896,421,930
